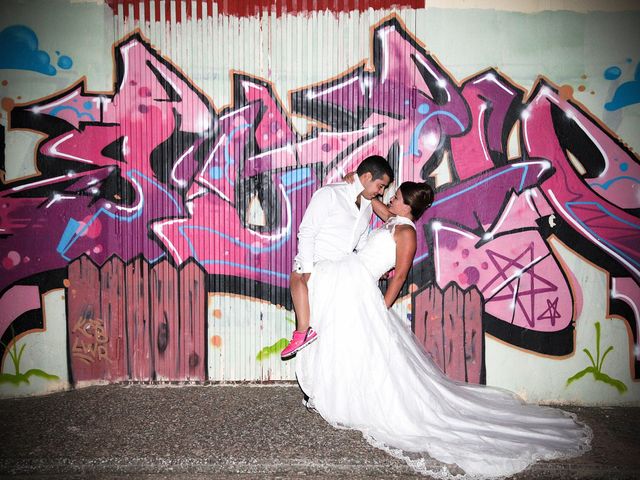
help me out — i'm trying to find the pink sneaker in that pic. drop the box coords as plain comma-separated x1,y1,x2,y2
281,327,318,359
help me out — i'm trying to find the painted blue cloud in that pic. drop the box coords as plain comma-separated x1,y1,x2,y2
57,55,73,69
0,25,56,76
605,62,640,111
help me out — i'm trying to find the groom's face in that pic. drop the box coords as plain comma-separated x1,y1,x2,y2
361,172,391,200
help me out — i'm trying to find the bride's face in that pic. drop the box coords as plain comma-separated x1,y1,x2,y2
388,189,412,218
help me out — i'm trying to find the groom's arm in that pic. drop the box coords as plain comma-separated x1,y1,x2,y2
293,187,334,273
354,204,373,252
354,228,369,252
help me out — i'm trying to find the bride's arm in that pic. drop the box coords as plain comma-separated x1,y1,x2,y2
371,197,391,222
384,225,417,308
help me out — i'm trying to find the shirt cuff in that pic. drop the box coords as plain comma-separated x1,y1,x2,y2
293,259,314,274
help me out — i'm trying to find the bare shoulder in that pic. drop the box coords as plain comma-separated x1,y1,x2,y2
394,224,417,241
395,224,416,234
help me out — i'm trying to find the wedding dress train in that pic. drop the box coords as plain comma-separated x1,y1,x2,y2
296,216,591,479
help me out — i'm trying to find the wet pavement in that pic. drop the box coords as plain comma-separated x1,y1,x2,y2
0,384,639,479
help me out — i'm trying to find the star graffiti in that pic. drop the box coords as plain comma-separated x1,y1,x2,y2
537,297,562,326
482,242,561,327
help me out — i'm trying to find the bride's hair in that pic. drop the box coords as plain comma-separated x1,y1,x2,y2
399,182,434,220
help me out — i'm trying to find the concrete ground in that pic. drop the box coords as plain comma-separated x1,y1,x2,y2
0,384,639,479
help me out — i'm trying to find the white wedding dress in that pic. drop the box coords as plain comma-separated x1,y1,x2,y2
296,216,591,479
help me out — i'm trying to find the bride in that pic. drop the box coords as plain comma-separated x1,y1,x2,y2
295,180,591,479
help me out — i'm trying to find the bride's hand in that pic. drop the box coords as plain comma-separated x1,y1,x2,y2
342,172,356,184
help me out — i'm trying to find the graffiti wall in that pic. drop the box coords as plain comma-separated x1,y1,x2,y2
1,0,639,405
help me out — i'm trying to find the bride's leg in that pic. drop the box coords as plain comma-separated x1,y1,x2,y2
290,272,311,331
281,272,318,359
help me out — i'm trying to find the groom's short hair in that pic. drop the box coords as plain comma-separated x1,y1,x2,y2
356,155,394,182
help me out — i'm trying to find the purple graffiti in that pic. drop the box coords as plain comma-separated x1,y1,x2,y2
1,17,638,371
2,34,215,291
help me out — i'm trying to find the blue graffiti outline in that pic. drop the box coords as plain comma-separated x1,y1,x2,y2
179,224,290,255
148,252,167,263
56,169,182,260
178,228,289,280
49,106,96,122
517,165,529,193
281,167,311,186
432,163,533,207
405,104,465,157
285,180,315,195
565,201,640,269
174,180,295,277
590,176,640,190
197,259,289,280
413,252,430,264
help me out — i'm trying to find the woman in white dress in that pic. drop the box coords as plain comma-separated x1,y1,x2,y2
295,181,591,479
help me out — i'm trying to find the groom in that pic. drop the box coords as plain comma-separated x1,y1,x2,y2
281,155,394,359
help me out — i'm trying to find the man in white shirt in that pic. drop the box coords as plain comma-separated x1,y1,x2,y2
281,155,394,359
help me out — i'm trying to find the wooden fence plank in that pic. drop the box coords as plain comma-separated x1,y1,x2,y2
179,261,206,381
68,257,208,383
150,259,180,381
67,256,104,382
464,288,484,384
100,256,127,381
125,257,152,380
413,285,444,372
443,284,466,382
413,283,485,384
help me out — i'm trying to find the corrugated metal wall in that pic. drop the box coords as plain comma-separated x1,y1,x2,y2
102,1,420,382
1,0,639,404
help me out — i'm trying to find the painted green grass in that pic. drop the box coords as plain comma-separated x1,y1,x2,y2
256,338,289,361
566,321,627,394
0,332,59,385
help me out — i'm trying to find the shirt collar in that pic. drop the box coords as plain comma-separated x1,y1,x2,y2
350,175,371,206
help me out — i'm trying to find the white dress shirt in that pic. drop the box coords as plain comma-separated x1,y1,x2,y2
293,176,372,273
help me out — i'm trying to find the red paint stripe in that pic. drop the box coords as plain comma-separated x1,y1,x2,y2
144,0,151,21
216,0,422,17
175,0,182,23
106,0,423,21
165,0,172,22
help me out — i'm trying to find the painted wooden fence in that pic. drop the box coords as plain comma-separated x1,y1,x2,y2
413,283,484,384
66,256,206,383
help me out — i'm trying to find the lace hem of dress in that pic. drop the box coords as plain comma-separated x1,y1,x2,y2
318,410,593,480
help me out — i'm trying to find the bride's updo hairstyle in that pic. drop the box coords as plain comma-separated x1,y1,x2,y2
399,182,434,220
